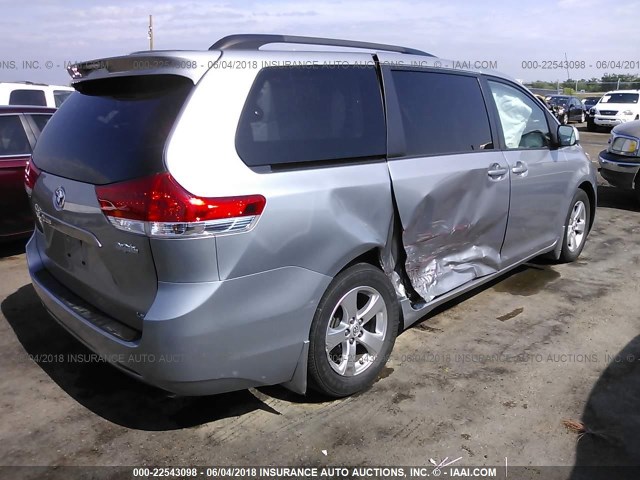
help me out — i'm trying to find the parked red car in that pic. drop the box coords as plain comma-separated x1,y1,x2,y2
0,106,55,240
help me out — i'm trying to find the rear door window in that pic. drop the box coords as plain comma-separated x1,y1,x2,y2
0,115,31,156
9,89,47,106
390,70,494,157
32,75,193,185
235,66,386,167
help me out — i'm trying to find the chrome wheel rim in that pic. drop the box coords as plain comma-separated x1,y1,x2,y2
563,114,568,124
325,286,388,377
567,200,587,252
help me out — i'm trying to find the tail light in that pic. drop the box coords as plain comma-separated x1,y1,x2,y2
24,160,41,196
95,173,266,238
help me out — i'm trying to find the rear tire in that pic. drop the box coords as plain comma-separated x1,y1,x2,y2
558,189,590,263
307,263,399,397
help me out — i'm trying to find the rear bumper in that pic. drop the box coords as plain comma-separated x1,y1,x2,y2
598,150,640,190
27,234,331,395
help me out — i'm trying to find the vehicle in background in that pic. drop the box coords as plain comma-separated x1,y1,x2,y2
598,120,640,200
25,34,597,398
534,94,553,110
582,97,600,110
583,96,601,130
547,95,586,124
589,90,640,131
0,105,55,240
0,82,73,108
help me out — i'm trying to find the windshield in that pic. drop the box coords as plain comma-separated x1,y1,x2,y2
548,96,569,107
600,93,639,104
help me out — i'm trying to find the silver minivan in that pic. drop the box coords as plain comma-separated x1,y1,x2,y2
25,35,597,397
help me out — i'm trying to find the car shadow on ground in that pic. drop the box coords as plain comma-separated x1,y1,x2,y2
1,284,281,431
0,238,27,259
568,335,640,480
576,125,606,133
597,185,640,213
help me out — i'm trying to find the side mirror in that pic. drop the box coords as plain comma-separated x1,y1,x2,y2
558,125,578,146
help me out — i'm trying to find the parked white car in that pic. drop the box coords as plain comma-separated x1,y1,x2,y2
0,82,73,108
589,90,640,131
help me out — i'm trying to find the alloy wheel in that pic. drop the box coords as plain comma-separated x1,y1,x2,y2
567,200,587,252
325,286,388,377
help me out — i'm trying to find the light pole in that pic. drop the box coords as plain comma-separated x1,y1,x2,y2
148,15,154,50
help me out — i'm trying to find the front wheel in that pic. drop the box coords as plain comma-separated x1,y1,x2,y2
307,263,399,397
558,190,590,263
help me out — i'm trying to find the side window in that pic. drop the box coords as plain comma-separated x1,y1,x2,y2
29,114,52,135
236,66,386,167
54,90,73,107
391,71,493,156
9,89,47,106
0,116,31,156
488,81,551,150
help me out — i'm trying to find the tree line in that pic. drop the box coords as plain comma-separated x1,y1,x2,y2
527,74,640,93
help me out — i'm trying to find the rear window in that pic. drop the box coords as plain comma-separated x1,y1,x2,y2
235,66,386,167
9,89,46,106
32,75,192,185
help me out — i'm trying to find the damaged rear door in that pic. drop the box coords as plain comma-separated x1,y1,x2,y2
380,66,510,302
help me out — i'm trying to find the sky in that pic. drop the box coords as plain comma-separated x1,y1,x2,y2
0,0,638,86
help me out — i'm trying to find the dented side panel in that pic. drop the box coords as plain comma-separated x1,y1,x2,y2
387,153,510,302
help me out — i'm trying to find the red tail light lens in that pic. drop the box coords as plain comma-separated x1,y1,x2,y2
24,160,42,196
95,173,266,237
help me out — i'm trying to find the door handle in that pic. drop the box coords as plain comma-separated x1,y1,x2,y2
488,163,508,178
511,161,528,175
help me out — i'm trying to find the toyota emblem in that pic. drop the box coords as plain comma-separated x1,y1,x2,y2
53,186,66,211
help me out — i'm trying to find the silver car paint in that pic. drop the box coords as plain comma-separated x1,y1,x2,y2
27,46,598,395
32,173,157,331
386,151,508,302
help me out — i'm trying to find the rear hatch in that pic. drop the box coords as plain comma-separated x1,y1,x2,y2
29,75,193,331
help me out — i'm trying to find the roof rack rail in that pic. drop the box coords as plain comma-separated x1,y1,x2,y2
209,34,432,57
3,80,49,86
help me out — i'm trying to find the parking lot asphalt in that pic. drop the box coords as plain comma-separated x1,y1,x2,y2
1,125,638,475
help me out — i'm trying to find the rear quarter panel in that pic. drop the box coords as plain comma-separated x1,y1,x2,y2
165,51,395,280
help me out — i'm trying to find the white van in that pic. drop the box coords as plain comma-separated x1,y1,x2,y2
0,82,74,108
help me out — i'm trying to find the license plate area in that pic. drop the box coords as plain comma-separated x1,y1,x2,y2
62,235,89,270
